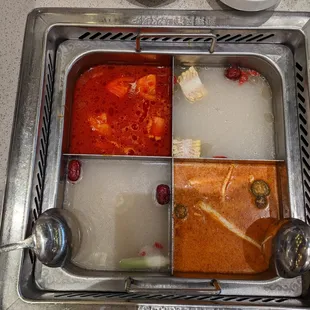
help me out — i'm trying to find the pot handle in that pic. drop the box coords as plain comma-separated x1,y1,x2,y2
136,32,217,53
125,277,221,295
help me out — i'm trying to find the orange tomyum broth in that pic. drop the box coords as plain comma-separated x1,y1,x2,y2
173,161,282,274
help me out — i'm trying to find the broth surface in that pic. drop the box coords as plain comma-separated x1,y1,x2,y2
173,161,280,274
173,66,274,159
65,159,170,270
70,65,172,156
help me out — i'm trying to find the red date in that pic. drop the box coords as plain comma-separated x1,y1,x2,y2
156,184,170,205
68,160,81,182
225,66,241,81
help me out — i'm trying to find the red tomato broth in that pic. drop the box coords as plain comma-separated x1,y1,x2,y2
69,65,172,156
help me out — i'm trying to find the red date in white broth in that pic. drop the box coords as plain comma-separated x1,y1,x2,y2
68,160,81,182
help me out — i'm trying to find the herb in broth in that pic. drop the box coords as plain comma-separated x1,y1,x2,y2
255,196,268,209
251,180,271,197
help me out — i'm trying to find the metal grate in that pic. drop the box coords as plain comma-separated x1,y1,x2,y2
52,291,288,304
28,51,55,264
296,61,310,224
78,31,275,43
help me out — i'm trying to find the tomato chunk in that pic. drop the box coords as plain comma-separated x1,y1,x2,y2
106,77,135,98
89,113,112,136
149,116,165,139
137,74,156,101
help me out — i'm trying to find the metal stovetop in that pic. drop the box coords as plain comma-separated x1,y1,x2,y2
1,8,310,310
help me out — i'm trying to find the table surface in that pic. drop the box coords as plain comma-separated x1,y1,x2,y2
1,0,309,197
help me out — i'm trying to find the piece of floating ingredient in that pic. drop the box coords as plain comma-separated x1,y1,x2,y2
88,113,112,136
68,160,82,182
177,66,207,103
255,196,269,209
174,204,188,219
221,164,234,203
225,66,241,81
137,74,157,101
156,184,171,205
106,77,135,98
119,256,169,270
188,177,213,186
106,74,157,101
196,201,261,249
239,70,249,85
224,65,260,85
139,243,164,257
250,179,270,209
251,180,271,197
173,139,201,158
148,116,165,140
